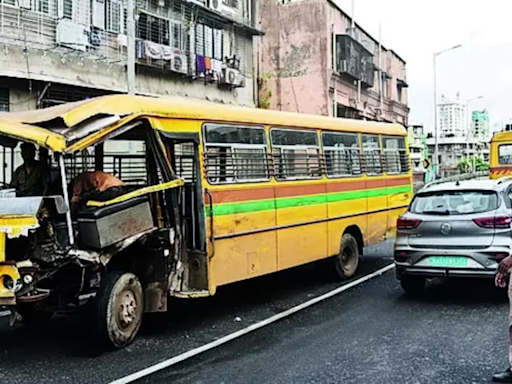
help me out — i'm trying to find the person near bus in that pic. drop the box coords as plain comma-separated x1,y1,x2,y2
69,170,126,215
11,142,44,196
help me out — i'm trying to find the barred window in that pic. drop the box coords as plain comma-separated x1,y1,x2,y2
383,136,409,174
174,143,196,182
204,124,269,184
362,134,382,175
271,129,321,180
322,132,362,177
0,88,9,112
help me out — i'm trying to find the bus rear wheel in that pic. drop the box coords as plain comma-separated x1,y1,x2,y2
318,233,360,280
92,271,144,349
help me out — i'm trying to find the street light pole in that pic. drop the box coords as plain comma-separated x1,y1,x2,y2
433,44,462,179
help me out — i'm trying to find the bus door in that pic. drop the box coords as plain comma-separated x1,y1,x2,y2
161,132,208,293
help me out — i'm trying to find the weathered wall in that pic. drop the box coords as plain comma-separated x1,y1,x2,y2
258,0,328,115
0,43,255,110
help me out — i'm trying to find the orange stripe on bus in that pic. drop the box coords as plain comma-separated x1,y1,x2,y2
208,176,411,204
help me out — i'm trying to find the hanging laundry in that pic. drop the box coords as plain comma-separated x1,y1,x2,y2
205,57,212,71
145,41,163,60
196,55,206,75
162,46,173,61
211,59,223,73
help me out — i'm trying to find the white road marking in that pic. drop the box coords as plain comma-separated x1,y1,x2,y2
110,263,395,384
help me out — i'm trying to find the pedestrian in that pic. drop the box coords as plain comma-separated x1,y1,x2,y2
493,256,512,382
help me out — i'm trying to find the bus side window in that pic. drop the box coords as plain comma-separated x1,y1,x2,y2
322,132,362,177
499,144,512,165
203,124,269,184
361,134,382,175
271,128,321,180
383,136,409,175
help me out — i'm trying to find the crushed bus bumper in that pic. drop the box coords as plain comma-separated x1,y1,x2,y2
0,264,20,306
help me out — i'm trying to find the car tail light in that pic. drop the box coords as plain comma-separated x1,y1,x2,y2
397,217,421,230
473,216,512,229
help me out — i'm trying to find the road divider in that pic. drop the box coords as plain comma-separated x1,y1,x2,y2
110,263,396,384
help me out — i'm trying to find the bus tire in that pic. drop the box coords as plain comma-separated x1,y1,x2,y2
92,271,144,349
318,233,360,280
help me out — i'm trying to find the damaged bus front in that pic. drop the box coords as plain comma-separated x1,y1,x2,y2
0,117,187,348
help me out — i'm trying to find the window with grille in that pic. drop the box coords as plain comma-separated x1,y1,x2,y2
322,132,362,177
137,12,170,45
107,0,123,33
174,143,196,182
62,0,73,19
383,136,409,174
195,23,223,59
204,124,269,184
0,88,9,112
171,21,187,51
271,129,321,180
0,0,17,6
362,134,382,175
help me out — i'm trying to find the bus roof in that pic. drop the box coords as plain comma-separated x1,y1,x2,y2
492,131,512,143
0,95,406,152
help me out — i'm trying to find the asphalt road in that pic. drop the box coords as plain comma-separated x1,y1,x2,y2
0,240,510,384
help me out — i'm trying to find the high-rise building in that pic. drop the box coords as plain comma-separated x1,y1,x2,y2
472,110,490,141
438,94,466,138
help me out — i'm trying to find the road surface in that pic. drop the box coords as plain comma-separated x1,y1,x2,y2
0,240,509,384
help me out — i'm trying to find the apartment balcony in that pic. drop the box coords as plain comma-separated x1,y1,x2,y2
0,0,259,88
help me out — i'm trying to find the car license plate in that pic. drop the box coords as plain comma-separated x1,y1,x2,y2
428,256,468,268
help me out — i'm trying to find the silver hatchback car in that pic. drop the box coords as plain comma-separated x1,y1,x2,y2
395,178,512,293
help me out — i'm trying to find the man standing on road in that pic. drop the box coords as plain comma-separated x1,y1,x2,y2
493,256,512,382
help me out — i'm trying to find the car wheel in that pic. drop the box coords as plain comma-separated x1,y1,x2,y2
92,271,144,349
400,276,426,295
317,233,360,280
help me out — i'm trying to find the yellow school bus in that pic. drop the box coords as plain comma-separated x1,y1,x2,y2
490,131,512,179
0,95,412,347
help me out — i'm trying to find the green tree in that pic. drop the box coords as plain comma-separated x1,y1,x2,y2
457,156,490,173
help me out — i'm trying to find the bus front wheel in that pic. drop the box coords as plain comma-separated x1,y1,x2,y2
92,271,144,349
317,233,360,280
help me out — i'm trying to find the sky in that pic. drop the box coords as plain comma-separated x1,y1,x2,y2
335,0,512,132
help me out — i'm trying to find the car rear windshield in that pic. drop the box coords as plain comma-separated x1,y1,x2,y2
410,190,499,215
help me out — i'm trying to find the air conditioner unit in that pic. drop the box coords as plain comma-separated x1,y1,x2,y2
209,0,222,12
18,0,31,9
221,68,244,87
171,52,189,75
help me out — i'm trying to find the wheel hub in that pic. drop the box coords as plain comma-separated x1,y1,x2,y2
119,291,137,328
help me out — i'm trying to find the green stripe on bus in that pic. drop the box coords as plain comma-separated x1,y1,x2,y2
206,185,411,216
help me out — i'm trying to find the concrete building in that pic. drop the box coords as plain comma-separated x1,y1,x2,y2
407,125,426,183
426,136,489,177
257,0,409,124
438,94,466,138
0,0,261,113
472,110,490,141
